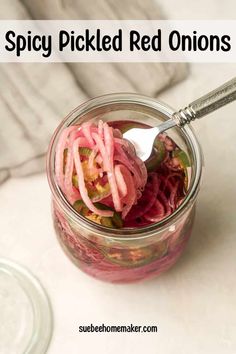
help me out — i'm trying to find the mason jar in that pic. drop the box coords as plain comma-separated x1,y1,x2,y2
47,93,203,283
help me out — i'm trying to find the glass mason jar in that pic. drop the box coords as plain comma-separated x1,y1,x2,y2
47,93,203,283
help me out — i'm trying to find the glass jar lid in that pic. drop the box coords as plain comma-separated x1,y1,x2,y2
0,258,53,354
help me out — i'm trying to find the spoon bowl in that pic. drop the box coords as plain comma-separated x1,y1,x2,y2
123,119,176,161
124,77,236,161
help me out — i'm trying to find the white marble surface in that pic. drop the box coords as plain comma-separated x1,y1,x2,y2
0,64,235,354
1,1,236,353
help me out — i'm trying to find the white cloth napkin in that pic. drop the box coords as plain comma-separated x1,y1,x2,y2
0,0,188,184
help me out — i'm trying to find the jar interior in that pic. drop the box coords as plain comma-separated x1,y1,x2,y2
48,94,202,237
65,100,195,192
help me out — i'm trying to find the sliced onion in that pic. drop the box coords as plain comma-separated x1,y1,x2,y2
98,120,104,139
125,173,159,220
119,165,136,219
55,121,166,222
158,191,172,215
133,155,148,189
92,133,110,171
88,147,98,170
114,164,128,197
169,181,180,209
114,145,142,188
64,130,81,203
55,126,78,192
81,122,95,147
143,199,166,222
104,123,122,212
113,128,123,138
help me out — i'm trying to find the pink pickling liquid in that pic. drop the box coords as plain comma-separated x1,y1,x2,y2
53,203,194,283
51,120,195,283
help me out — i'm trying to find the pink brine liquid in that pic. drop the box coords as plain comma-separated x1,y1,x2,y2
51,120,195,283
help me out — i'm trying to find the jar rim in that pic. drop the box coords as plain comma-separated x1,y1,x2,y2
47,93,203,240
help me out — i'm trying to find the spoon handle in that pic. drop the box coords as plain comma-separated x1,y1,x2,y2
174,77,236,126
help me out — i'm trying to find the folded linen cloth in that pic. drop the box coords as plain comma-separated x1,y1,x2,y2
22,0,187,96
0,0,188,184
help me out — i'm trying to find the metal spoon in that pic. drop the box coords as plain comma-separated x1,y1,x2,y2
124,77,236,161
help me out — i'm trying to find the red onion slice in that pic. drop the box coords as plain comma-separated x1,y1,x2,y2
125,173,159,220
143,199,166,222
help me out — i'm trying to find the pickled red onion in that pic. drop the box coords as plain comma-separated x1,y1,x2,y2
92,133,110,171
81,122,95,147
104,122,122,212
114,145,143,188
64,130,81,203
143,199,166,222
169,181,180,209
55,126,77,192
98,120,103,139
114,164,128,197
88,148,98,170
125,173,159,220
118,165,136,219
55,120,187,226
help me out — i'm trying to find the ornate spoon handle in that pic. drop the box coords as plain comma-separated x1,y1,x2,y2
174,77,236,126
